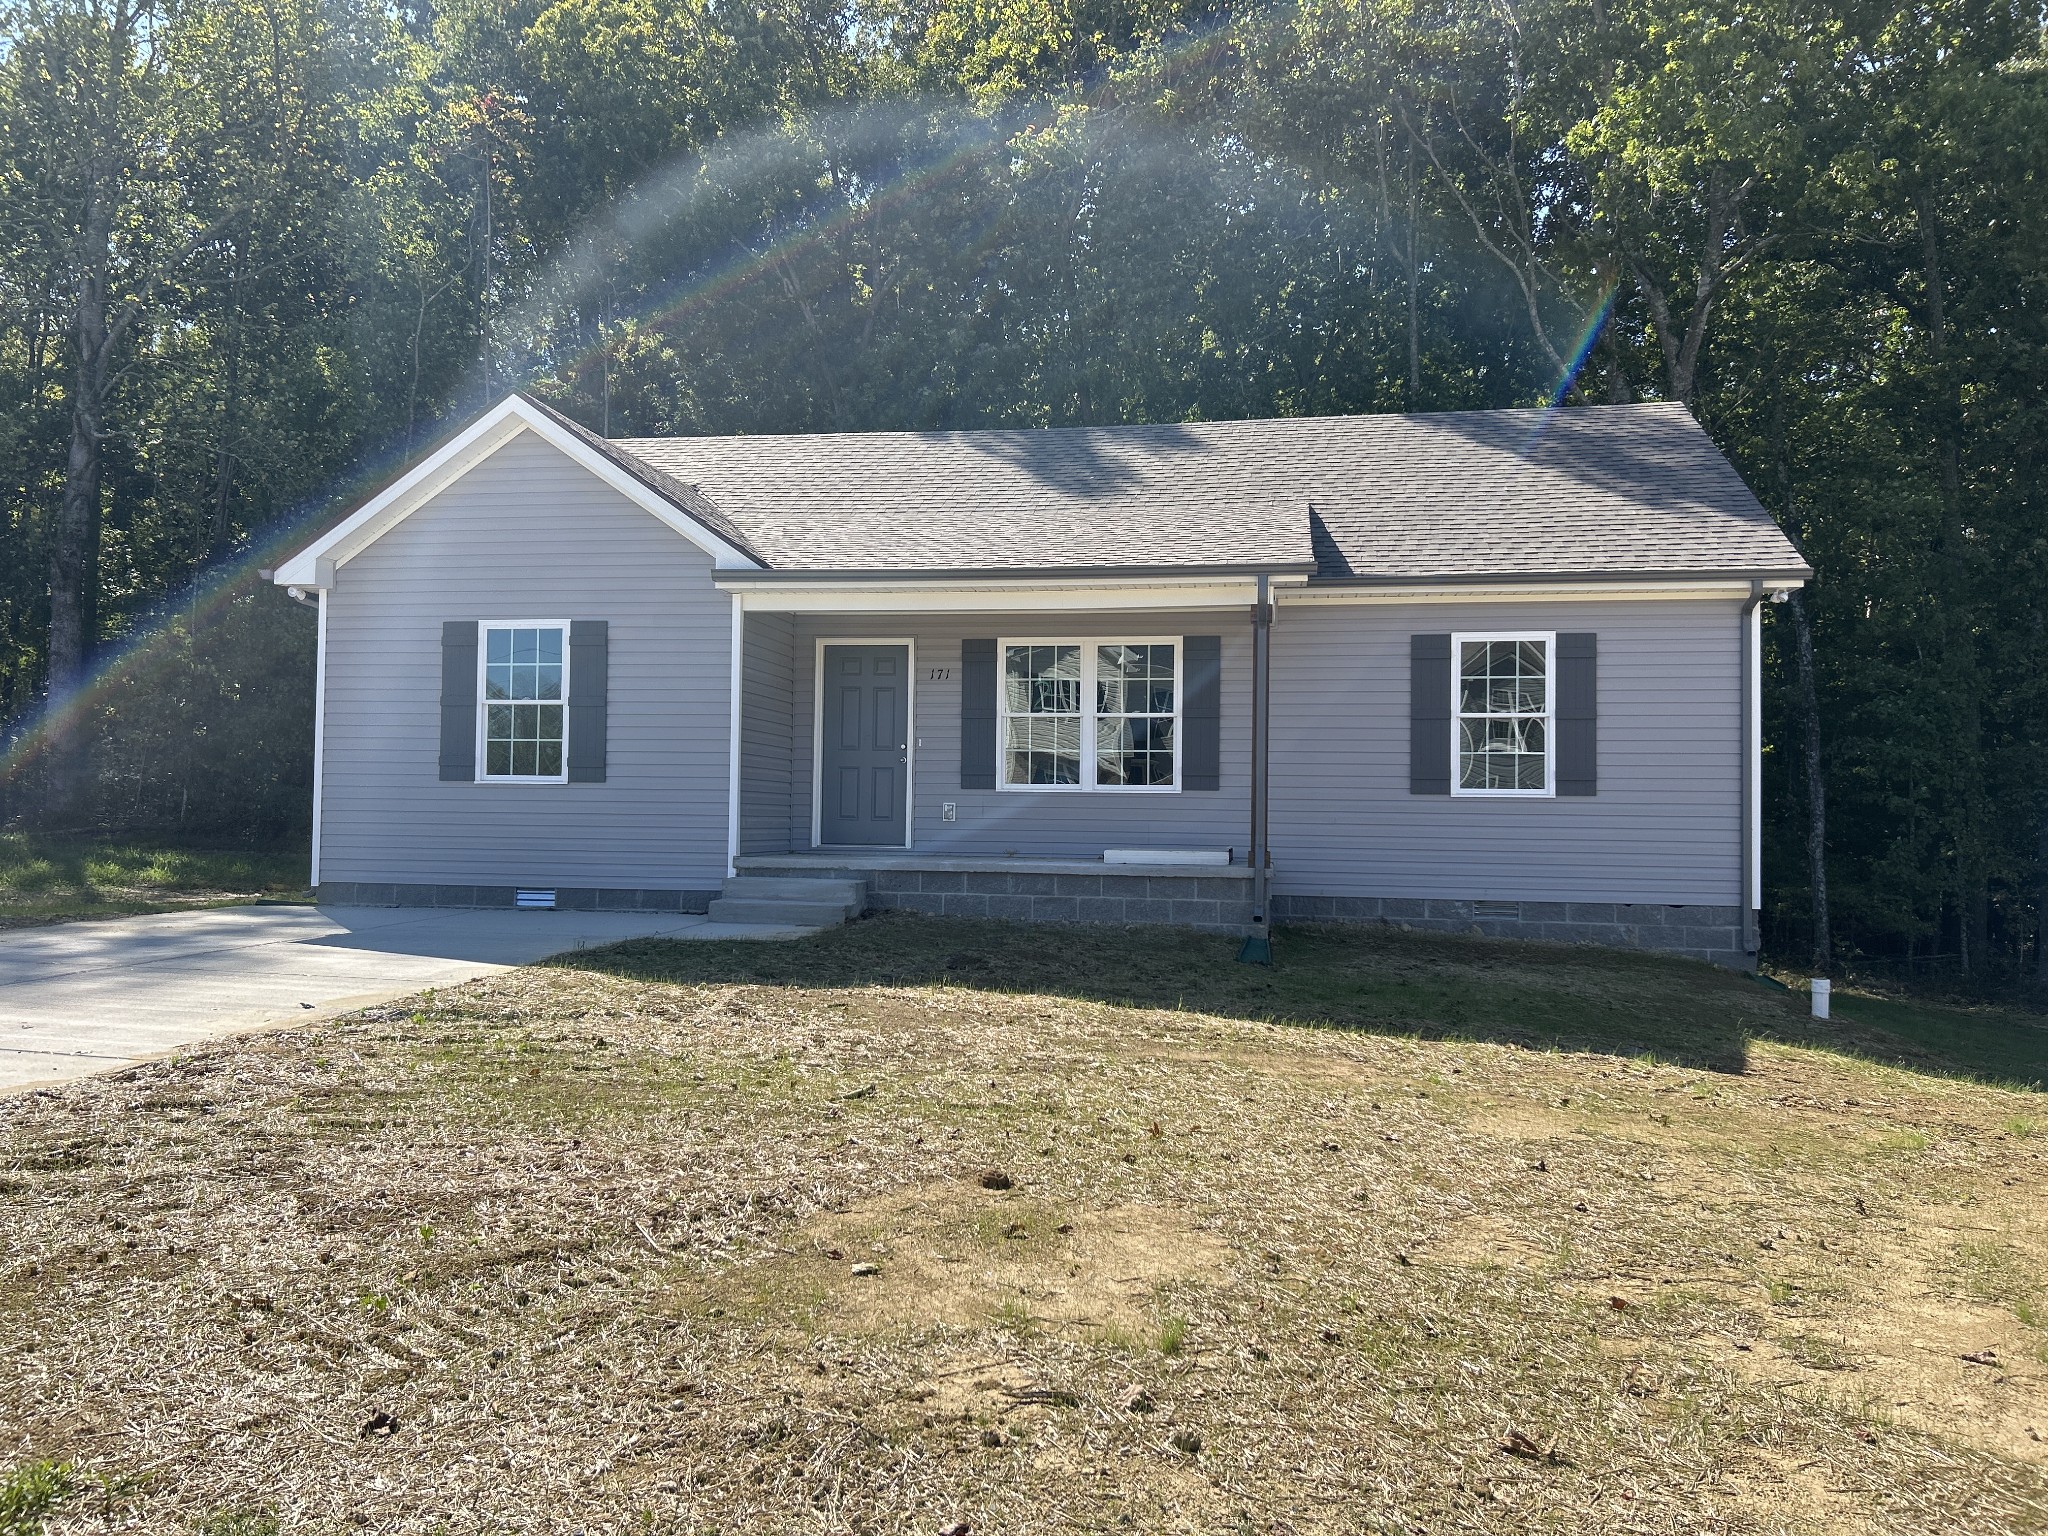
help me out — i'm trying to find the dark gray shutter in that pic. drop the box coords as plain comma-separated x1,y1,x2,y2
1555,631,1597,796
439,621,478,781
960,638,996,789
567,620,608,784
1409,633,1452,794
1182,634,1221,790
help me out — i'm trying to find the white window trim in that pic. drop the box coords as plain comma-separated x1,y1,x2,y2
1449,630,1556,799
997,636,1183,794
809,637,917,850
475,619,571,785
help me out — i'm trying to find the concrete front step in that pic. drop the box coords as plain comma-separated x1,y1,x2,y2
706,896,862,927
718,875,865,905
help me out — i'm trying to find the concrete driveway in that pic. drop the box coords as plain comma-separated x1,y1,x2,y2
0,903,792,1092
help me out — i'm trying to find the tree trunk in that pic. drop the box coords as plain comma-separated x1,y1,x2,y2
44,0,139,823
1620,172,1768,409
1787,590,1831,970
1601,317,1632,402
208,237,246,557
1405,143,1420,398
46,182,117,820
1916,190,1989,978
1771,388,1829,971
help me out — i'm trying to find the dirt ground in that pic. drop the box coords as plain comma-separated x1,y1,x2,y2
1,916,2044,1534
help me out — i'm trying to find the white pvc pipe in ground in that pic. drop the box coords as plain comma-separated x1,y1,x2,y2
1811,978,1831,1020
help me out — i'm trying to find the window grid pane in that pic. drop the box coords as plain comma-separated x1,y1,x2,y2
1001,641,1178,789
481,626,567,777
1457,638,1548,792
1003,645,1082,785
1094,643,1175,788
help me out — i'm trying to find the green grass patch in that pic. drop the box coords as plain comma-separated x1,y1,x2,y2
1947,1238,2042,1313
198,1514,280,1536
0,831,308,927
0,1460,77,1535
564,913,2048,1092
1826,991,2048,1091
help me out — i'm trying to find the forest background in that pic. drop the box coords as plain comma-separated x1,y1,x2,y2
2,0,2045,986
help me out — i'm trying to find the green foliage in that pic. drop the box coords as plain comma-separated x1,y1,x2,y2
0,1460,76,1535
196,1513,280,1536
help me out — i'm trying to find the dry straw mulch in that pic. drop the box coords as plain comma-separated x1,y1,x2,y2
2,916,2046,1534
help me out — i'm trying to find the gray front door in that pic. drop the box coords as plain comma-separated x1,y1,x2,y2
819,644,909,846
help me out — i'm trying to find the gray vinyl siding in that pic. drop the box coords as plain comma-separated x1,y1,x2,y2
739,611,796,854
320,432,732,889
745,612,1252,858
1269,599,1741,906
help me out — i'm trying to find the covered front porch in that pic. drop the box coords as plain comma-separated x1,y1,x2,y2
723,572,1282,934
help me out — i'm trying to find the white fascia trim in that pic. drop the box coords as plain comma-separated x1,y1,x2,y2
310,589,328,888
273,396,761,587
721,576,1270,614
1286,578,1805,605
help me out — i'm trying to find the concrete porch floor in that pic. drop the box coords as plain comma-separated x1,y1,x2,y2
734,851,1253,879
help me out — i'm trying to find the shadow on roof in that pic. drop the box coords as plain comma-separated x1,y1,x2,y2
950,420,1211,497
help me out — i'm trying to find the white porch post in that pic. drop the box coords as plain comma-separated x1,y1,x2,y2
727,592,744,880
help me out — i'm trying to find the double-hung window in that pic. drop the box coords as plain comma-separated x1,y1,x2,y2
480,623,568,781
1452,632,1551,795
1001,639,1179,790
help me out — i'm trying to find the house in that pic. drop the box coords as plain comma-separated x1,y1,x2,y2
269,393,1809,966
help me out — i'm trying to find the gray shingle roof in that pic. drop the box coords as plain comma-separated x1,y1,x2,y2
614,402,1808,580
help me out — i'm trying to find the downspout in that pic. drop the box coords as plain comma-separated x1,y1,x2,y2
1241,573,1273,961
1739,579,1765,961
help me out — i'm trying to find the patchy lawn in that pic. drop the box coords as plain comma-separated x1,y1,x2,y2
0,832,309,928
2,915,2045,1535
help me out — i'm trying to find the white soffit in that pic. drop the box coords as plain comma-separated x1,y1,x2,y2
272,396,760,587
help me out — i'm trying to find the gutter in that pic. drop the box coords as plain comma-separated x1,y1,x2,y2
713,563,1810,591
1241,573,1274,963
1304,565,1813,588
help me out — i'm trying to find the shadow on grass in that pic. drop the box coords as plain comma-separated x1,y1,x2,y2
554,913,2047,1092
